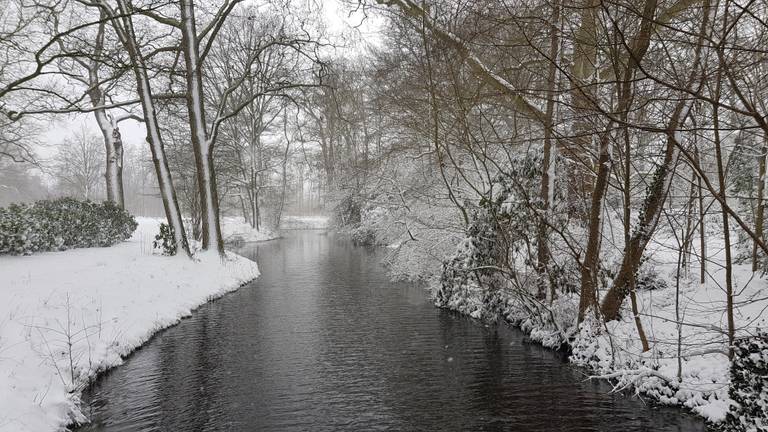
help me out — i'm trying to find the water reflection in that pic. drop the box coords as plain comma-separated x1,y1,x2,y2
77,231,708,431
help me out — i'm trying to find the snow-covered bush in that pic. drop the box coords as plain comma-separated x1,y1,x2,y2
436,199,508,321
153,222,178,256
350,222,377,245
725,331,768,432
0,198,137,255
436,149,574,323
569,314,604,368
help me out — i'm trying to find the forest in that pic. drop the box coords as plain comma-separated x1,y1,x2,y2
1,0,768,430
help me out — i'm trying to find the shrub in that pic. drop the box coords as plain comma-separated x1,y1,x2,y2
436,201,508,321
152,222,177,256
0,198,138,255
725,331,768,432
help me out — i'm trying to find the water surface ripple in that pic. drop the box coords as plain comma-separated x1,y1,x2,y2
77,231,707,431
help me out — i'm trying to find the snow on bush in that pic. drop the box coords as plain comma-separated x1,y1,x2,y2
153,222,178,255
725,331,768,432
279,215,330,230
0,198,137,255
436,203,506,321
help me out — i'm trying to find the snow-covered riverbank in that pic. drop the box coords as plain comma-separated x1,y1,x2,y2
436,223,768,429
0,218,259,432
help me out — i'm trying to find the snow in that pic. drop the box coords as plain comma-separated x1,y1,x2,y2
220,216,280,243
279,215,330,230
0,218,259,432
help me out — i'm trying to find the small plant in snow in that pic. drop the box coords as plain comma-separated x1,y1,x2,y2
635,262,668,291
153,222,178,256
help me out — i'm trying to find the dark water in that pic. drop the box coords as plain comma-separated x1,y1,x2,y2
76,231,707,432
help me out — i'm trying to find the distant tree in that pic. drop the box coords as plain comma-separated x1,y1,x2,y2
51,128,105,200
0,159,48,206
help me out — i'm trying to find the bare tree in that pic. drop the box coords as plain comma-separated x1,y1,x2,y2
51,127,105,200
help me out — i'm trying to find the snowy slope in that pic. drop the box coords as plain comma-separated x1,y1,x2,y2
0,218,259,432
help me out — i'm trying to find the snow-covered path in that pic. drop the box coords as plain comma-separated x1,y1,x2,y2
0,218,259,432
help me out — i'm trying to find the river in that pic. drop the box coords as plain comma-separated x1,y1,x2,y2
76,230,707,431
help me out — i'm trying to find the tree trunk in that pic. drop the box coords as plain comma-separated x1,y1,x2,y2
582,0,660,323
600,129,682,320
714,100,735,360
696,148,707,284
600,0,709,320
682,168,698,276
254,189,261,232
86,16,125,208
93,108,122,206
753,138,766,271
713,43,735,359
112,123,125,206
578,130,612,323
567,0,601,216
276,115,290,228
180,0,224,255
113,0,189,255
537,0,560,302
623,127,650,352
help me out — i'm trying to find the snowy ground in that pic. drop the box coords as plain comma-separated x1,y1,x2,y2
279,215,330,230
0,218,259,432
220,216,280,243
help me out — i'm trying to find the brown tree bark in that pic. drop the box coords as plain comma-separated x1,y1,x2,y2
580,0,659,323
753,137,766,271
578,129,612,322
696,148,707,283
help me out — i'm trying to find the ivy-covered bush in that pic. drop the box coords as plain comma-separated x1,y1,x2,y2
152,222,177,256
436,152,559,321
436,198,508,321
0,198,137,255
725,331,768,432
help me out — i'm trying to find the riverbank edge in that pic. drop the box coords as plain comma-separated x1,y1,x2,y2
66,273,258,431
430,285,721,431
0,218,260,432
336,226,730,432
